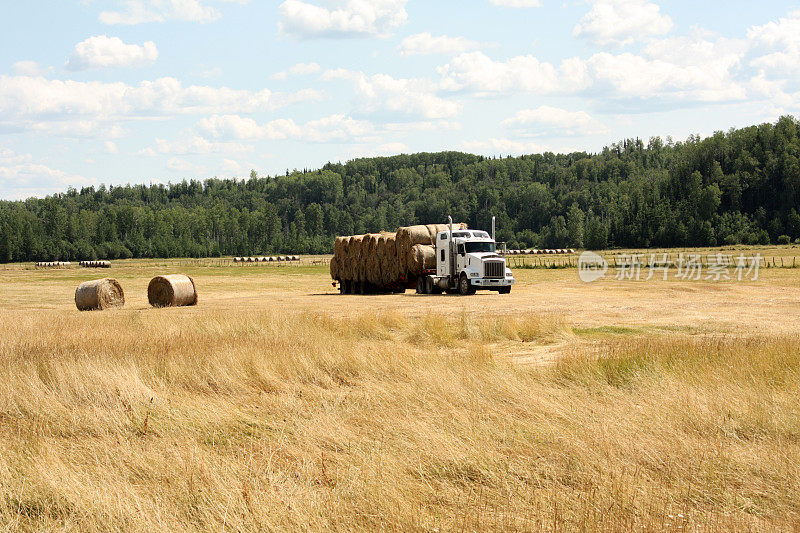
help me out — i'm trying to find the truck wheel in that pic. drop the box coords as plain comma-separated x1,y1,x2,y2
416,277,427,294
499,286,511,294
424,276,436,295
458,274,474,296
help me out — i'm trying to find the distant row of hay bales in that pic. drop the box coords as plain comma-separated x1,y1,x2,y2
233,256,300,263
331,223,466,288
37,260,112,268
505,249,576,255
79,260,111,268
75,274,198,311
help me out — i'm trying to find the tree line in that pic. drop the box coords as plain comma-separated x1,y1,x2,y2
1,116,799,262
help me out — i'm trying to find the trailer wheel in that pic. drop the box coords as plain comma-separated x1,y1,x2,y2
458,274,475,296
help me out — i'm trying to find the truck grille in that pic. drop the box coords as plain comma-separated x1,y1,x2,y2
484,261,504,278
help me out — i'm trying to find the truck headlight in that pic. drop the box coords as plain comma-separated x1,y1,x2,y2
470,272,479,277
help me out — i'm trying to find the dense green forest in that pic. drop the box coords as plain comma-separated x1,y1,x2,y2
1,116,799,262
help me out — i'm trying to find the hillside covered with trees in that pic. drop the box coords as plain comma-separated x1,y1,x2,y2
1,116,799,262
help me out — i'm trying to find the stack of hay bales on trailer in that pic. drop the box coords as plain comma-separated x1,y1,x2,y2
36,261,71,268
331,223,466,293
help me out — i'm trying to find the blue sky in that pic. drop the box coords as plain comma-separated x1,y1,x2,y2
0,0,798,199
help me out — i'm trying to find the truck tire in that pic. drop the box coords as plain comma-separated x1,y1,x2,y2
458,273,475,295
416,277,427,294
499,286,511,294
424,276,436,295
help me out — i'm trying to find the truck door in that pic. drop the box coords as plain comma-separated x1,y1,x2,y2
436,231,450,277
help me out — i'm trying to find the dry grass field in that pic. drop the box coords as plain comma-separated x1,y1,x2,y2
1,247,800,531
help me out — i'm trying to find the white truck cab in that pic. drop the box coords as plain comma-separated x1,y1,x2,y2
417,216,515,295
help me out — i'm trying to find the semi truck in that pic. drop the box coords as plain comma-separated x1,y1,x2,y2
416,216,515,295
331,217,515,296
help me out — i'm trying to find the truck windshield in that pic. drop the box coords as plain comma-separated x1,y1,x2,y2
465,242,496,253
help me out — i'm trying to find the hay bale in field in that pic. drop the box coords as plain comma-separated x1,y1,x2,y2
75,278,125,311
148,274,198,308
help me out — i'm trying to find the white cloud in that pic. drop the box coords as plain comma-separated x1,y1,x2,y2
12,121,125,139
323,69,461,118
748,10,800,75
278,0,407,39
748,9,800,52
398,33,480,56
461,138,553,155
501,106,609,136
166,157,205,173
384,120,461,133
103,141,120,154
587,49,745,102
0,147,92,200
489,0,541,6
198,114,301,139
197,66,223,78
99,0,221,25
11,61,48,77
335,142,409,161
438,41,746,104
66,35,158,70
271,62,321,81
154,136,254,155
573,0,673,46
748,72,800,109
0,76,321,129
136,147,158,157
438,52,590,95
198,113,375,143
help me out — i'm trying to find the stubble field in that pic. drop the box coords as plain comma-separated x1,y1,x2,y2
1,247,800,531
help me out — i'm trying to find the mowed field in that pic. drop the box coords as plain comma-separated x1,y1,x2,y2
1,247,800,531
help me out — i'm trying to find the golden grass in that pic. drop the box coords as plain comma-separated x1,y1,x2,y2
2,303,800,531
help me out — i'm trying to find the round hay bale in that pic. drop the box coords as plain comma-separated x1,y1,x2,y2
407,244,435,275
148,274,198,308
75,278,125,311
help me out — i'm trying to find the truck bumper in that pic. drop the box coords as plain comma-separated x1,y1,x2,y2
472,277,515,288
